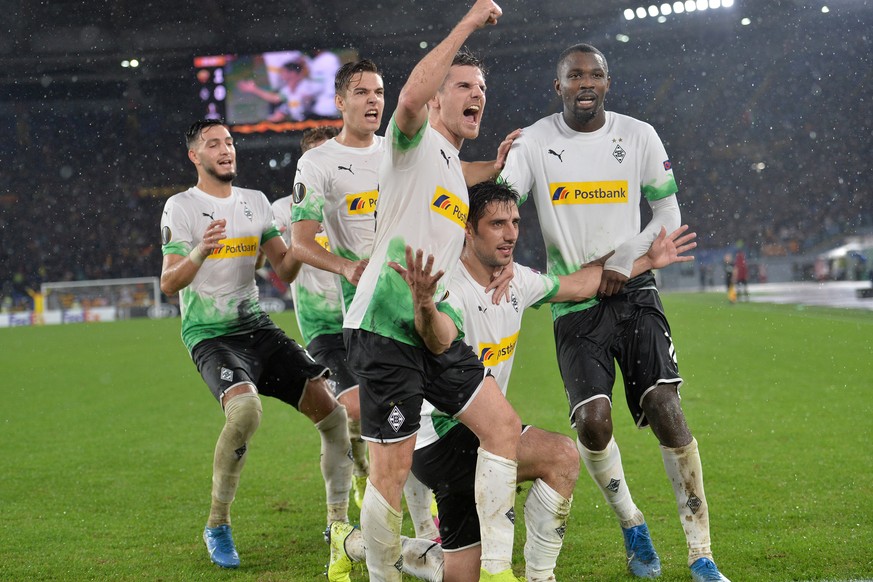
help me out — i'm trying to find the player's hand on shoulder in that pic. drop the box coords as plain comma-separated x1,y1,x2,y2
495,128,522,173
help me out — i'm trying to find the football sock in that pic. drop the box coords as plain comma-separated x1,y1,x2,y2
343,527,366,562
207,392,262,528
361,480,404,582
523,478,572,582
400,536,444,582
343,527,444,582
578,437,645,528
347,418,369,477
315,404,353,524
403,472,440,541
661,437,713,565
475,447,518,575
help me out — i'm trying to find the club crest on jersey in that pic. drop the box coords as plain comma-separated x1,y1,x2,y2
430,187,468,229
220,367,233,382
345,190,379,215
612,143,626,163
161,226,171,245
292,182,307,204
663,159,672,171
550,181,629,205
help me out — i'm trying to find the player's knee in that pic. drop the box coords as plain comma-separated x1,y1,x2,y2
553,435,581,481
224,392,262,441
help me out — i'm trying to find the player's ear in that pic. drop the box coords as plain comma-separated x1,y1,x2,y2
188,148,199,165
553,78,562,96
335,91,345,112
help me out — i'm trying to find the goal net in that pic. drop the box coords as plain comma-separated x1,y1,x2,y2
40,277,168,321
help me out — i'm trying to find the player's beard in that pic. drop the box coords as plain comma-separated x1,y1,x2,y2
206,164,236,183
571,104,600,127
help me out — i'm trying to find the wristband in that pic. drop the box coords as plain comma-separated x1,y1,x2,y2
189,246,206,266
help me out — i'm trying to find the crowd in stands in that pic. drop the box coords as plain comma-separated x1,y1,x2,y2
2,16,870,311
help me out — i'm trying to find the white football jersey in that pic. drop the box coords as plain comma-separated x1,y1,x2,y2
272,195,343,346
344,117,469,347
500,111,677,318
416,261,559,448
291,136,382,310
161,186,281,351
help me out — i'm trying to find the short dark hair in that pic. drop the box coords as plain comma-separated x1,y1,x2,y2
301,125,340,153
334,59,381,95
468,181,519,232
185,119,228,149
283,60,305,73
556,43,608,77
452,48,486,76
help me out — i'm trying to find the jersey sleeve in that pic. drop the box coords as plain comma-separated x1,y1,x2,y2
387,114,429,171
255,191,281,244
640,123,678,202
498,137,535,204
291,153,327,223
513,263,560,309
436,280,467,340
271,198,293,245
160,196,194,257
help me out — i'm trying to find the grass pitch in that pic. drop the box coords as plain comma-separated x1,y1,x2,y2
2,292,871,581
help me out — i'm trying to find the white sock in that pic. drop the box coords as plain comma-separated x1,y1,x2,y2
348,418,369,477
523,479,572,582
401,536,444,582
343,527,367,562
208,393,262,527
404,472,440,541
343,526,444,582
578,437,645,528
661,437,712,565
361,481,404,582
315,405,353,524
475,447,518,574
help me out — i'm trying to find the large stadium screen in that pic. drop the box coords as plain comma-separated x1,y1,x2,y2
194,48,357,134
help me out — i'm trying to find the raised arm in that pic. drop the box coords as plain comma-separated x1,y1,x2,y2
394,0,502,138
389,246,459,355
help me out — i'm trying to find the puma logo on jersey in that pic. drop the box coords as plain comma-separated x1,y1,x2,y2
202,211,215,220
440,149,451,167
548,148,565,162
338,164,354,174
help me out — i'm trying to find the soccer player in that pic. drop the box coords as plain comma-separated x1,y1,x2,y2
160,119,353,569
391,181,696,582
500,43,731,581
342,2,524,580
289,61,440,542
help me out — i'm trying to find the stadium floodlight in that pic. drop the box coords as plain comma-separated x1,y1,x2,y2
685,0,696,11
616,33,631,42
661,3,673,15
636,6,648,18
624,8,636,19
821,5,829,13
710,0,721,8
741,17,751,25
696,0,708,11
648,4,659,16
723,0,734,5
673,1,685,13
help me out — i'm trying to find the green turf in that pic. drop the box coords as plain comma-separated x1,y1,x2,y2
2,292,871,580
